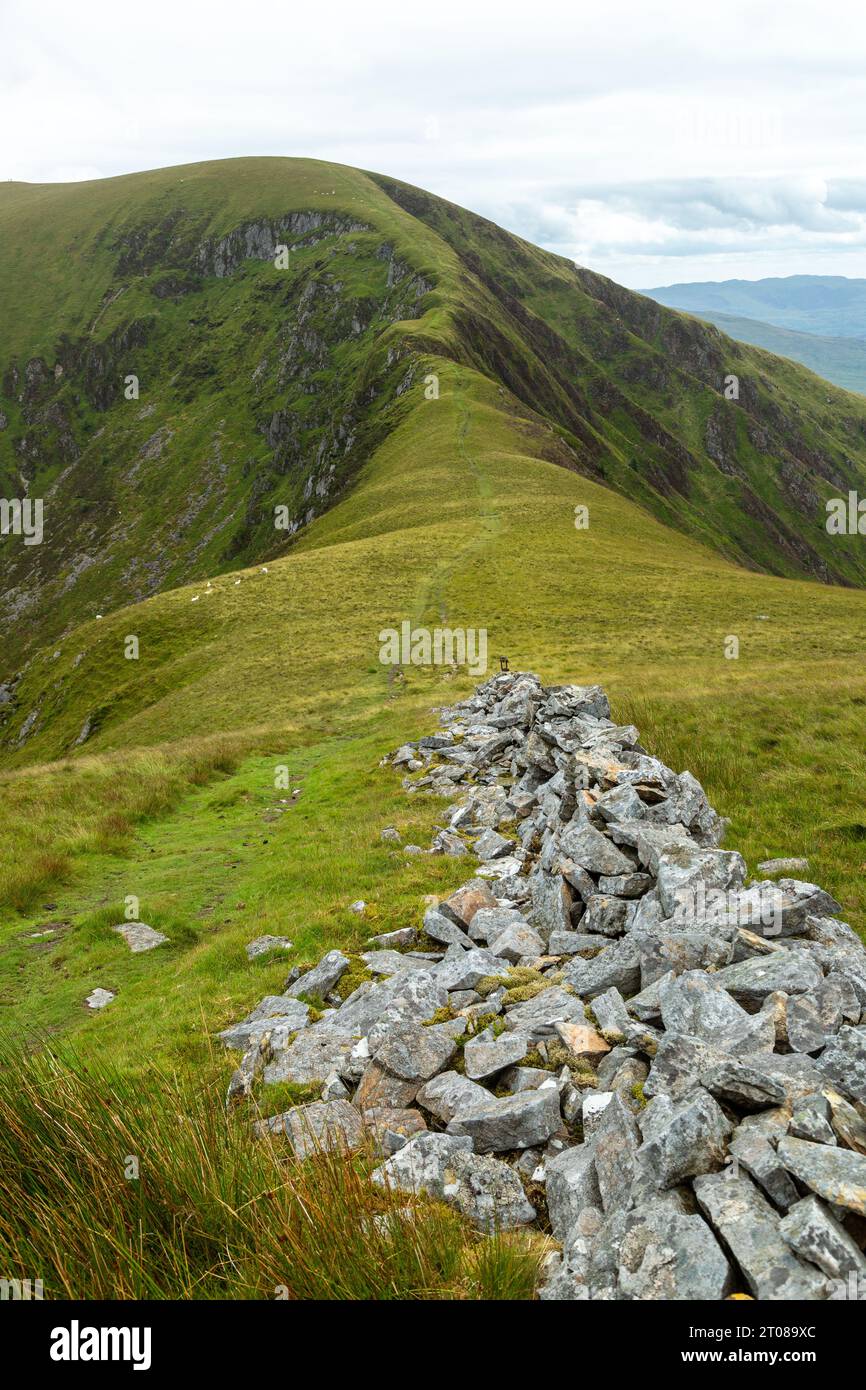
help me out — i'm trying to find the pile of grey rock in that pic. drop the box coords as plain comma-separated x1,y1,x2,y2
220,670,866,1300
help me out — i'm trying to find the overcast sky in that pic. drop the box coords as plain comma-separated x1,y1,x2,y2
3,0,866,287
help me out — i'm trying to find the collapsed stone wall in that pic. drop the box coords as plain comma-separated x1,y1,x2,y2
222,670,866,1300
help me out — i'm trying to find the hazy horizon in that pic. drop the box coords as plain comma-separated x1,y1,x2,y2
4,0,866,287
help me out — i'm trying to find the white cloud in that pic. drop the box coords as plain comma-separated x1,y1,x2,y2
3,0,866,283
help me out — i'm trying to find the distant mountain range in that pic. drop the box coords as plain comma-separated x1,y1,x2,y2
643,276,866,394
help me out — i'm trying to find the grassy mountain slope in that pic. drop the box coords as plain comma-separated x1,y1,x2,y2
0,159,452,681
2,358,865,1078
5,159,866,701
688,311,866,397
2,160,866,1076
644,274,866,337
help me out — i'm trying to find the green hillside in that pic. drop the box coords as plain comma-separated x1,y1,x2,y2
3,160,866,1301
4,159,866,699
0,158,864,1068
644,304,866,396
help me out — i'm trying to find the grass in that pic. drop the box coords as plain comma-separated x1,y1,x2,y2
673,309,866,396
5,156,866,692
1,361,865,1079
0,734,246,914
0,1044,545,1300
2,158,866,1299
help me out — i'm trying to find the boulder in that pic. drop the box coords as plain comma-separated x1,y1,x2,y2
527,870,573,935
545,1142,602,1242
589,1197,734,1301
593,1093,642,1213
423,907,473,948
776,1136,866,1217
435,947,504,992
779,1195,866,1285
654,845,746,920
416,1070,490,1123
439,883,498,928
261,1099,364,1160
693,1171,829,1300
503,985,586,1041
563,935,642,999
463,1027,530,1081
559,822,635,876
635,1089,733,1193
555,1020,611,1065
284,950,350,1000
443,1151,536,1231
728,1131,801,1212
488,922,545,963
355,1022,457,1109
701,1059,787,1111
446,1085,563,1152
818,1025,866,1105
711,950,823,1009
371,1133,473,1199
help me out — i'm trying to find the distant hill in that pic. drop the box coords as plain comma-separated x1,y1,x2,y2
643,274,866,338
648,307,866,396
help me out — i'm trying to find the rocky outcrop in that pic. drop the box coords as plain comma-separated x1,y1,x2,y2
0,206,434,686
224,667,866,1298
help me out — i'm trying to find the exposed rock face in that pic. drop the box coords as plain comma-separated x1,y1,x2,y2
220,669,866,1300
0,207,434,690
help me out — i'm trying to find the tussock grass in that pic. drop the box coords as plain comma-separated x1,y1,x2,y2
0,734,246,912
0,1044,544,1300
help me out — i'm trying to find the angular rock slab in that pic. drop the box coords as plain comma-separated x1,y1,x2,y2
463,1027,529,1081
284,949,350,1000
446,1085,563,1153
700,1059,787,1111
776,1136,866,1217
219,996,310,1050
371,1132,473,1200
780,1195,866,1286
260,1099,364,1160
590,1198,734,1301
562,936,641,999
555,1020,610,1065
545,1142,602,1243
728,1131,801,1212
502,985,586,1041
818,1025,866,1106
593,1093,642,1213
85,987,115,1010
416,1070,490,1123
693,1171,829,1300
246,935,293,960
113,921,169,953
635,1088,733,1195
442,1151,536,1232
439,882,498,928
559,821,635,876
711,950,823,1009
355,1022,457,1109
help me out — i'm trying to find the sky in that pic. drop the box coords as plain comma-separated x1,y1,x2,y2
3,0,866,288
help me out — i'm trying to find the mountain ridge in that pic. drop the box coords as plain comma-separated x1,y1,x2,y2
4,158,866,763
